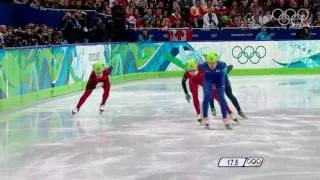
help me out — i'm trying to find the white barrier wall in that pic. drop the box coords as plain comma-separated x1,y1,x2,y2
190,41,320,69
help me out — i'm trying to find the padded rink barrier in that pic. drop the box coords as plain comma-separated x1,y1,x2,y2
1,41,320,111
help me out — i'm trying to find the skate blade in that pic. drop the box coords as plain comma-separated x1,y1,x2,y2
71,111,77,117
205,124,210,129
225,124,232,130
233,119,240,123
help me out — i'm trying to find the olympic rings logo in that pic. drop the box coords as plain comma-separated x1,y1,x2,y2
231,46,266,64
272,8,309,26
245,157,263,167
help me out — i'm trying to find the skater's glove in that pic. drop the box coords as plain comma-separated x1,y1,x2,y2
227,65,234,74
185,93,191,103
96,82,104,88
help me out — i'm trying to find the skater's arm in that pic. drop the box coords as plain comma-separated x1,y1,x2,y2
108,66,113,74
182,73,191,103
86,71,97,89
227,65,233,74
182,74,189,95
96,68,112,82
87,71,97,84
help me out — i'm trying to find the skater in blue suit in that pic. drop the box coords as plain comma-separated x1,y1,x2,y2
199,51,231,130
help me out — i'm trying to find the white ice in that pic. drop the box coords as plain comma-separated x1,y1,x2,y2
0,75,320,180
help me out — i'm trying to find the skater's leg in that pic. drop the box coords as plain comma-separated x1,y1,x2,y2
216,85,232,129
202,80,213,126
225,78,247,118
210,89,219,116
76,89,93,110
101,83,110,105
216,86,227,119
99,83,110,112
225,82,241,112
190,81,200,115
189,81,202,122
212,89,232,114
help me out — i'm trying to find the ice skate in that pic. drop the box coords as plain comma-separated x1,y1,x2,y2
99,104,105,113
224,124,232,130
211,108,216,116
72,108,79,115
223,118,232,130
196,114,202,124
203,118,210,129
238,111,248,119
230,113,239,123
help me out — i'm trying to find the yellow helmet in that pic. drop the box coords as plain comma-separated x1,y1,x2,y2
93,61,105,73
204,51,219,63
185,59,198,71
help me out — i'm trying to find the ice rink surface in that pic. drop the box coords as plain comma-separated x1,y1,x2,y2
1,75,320,180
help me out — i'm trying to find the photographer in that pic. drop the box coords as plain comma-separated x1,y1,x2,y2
92,18,107,43
112,0,126,41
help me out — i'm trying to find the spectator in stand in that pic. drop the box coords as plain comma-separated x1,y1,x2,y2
142,8,155,25
149,2,156,13
155,8,163,19
138,29,153,41
162,10,171,28
204,0,215,11
251,9,263,28
192,0,206,7
134,9,144,28
295,26,312,40
262,0,274,13
126,1,136,14
203,7,219,28
228,1,239,15
214,0,228,15
237,0,250,19
255,25,272,40
0,25,6,49
143,19,153,28
250,0,263,14
312,14,320,26
251,15,262,28
126,9,136,28
29,0,40,8
154,18,163,28
190,0,205,27
170,8,185,28
172,0,181,12
229,16,241,27
92,18,107,42
262,10,272,26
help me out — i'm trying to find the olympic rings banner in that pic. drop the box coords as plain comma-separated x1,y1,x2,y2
1,40,320,101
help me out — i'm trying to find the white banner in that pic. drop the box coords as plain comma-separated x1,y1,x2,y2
72,45,106,81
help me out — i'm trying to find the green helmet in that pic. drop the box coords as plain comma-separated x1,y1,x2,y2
93,61,105,73
185,59,198,71
205,51,219,63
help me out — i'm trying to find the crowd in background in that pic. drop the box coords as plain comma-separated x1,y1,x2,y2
1,0,319,48
12,0,320,28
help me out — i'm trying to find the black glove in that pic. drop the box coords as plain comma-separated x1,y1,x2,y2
227,65,234,74
185,93,191,103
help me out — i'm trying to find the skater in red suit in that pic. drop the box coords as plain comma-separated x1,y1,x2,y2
181,59,238,123
72,61,113,114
